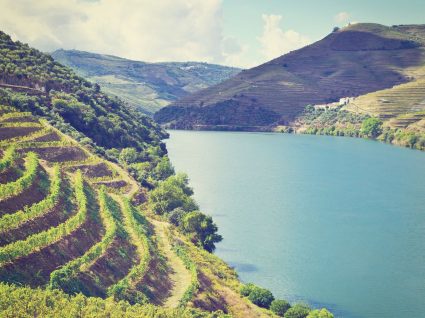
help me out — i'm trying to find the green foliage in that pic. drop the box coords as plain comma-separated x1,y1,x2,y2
239,283,275,309
181,211,222,252
300,106,368,138
168,207,187,226
0,282,220,317
247,287,274,309
152,156,175,181
361,117,383,138
270,299,291,316
306,308,334,318
0,32,167,154
49,186,117,294
0,146,16,171
149,173,197,215
0,170,87,265
284,304,311,318
119,147,139,165
107,198,150,305
0,165,61,233
0,151,38,200
240,283,256,297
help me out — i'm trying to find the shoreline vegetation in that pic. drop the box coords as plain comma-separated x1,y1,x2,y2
162,105,425,152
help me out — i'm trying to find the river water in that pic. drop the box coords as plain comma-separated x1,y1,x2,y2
166,130,425,318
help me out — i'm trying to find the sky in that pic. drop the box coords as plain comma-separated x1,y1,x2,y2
0,0,424,68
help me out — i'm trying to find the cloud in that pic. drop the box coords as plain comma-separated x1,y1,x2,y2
334,12,350,24
258,14,310,61
0,0,252,67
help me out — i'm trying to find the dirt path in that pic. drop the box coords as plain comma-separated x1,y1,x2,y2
151,219,192,308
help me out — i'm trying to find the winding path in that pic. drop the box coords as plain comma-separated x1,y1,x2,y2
151,219,191,308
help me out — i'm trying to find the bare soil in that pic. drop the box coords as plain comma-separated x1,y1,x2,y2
67,162,113,178
0,126,41,139
75,236,139,297
22,147,88,162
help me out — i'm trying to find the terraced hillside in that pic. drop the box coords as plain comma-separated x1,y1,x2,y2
0,106,277,317
344,77,425,132
155,23,425,130
52,49,241,115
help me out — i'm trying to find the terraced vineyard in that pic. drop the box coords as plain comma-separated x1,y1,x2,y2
0,106,274,317
344,78,425,132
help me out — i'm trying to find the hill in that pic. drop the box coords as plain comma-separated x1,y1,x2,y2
52,49,241,115
0,30,335,317
155,23,425,130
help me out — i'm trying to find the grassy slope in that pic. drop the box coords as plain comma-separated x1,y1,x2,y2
51,49,241,115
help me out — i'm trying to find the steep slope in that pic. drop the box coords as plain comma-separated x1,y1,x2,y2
0,31,166,153
52,49,241,115
155,23,425,130
0,106,275,318
0,30,300,317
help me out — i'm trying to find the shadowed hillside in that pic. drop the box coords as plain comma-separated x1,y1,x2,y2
155,23,425,130
52,49,241,115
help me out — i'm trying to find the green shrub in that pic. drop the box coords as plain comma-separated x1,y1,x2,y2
270,299,291,316
247,286,274,308
240,283,256,297
149,173,197,215
306,308,334,318
361,117,382,138
181,211,222,252
284,304,311,318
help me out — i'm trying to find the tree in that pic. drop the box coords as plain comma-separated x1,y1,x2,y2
246,286,274,308
284,304,311,318
119,147,139,165
149,173,197,215
306,309,334,318
240,283,256,297
270,299,291,316
168,207,186,226
153,156,174,180
181,211,222,252
361,117,383,138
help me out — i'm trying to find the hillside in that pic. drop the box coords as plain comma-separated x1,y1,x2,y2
155,23,425,130
0,30,335,317
0,31,267,317
0,106,274,317
52,49,241,115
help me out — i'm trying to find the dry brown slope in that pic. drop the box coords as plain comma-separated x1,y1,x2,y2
156,23,425,128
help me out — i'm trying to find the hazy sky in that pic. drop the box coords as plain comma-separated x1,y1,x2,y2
0,0,424,68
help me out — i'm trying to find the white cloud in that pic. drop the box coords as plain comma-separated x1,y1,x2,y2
334,12,350,24
0,0,253,67
258,14,310,61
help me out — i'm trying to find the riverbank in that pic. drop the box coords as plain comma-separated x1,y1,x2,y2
161,107,425,152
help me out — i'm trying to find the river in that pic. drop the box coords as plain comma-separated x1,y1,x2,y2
166,130,425,318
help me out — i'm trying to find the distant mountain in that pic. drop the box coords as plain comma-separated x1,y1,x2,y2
155,23,425,130
51,49,241,115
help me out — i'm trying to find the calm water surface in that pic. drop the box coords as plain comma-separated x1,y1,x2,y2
166,131,425,318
